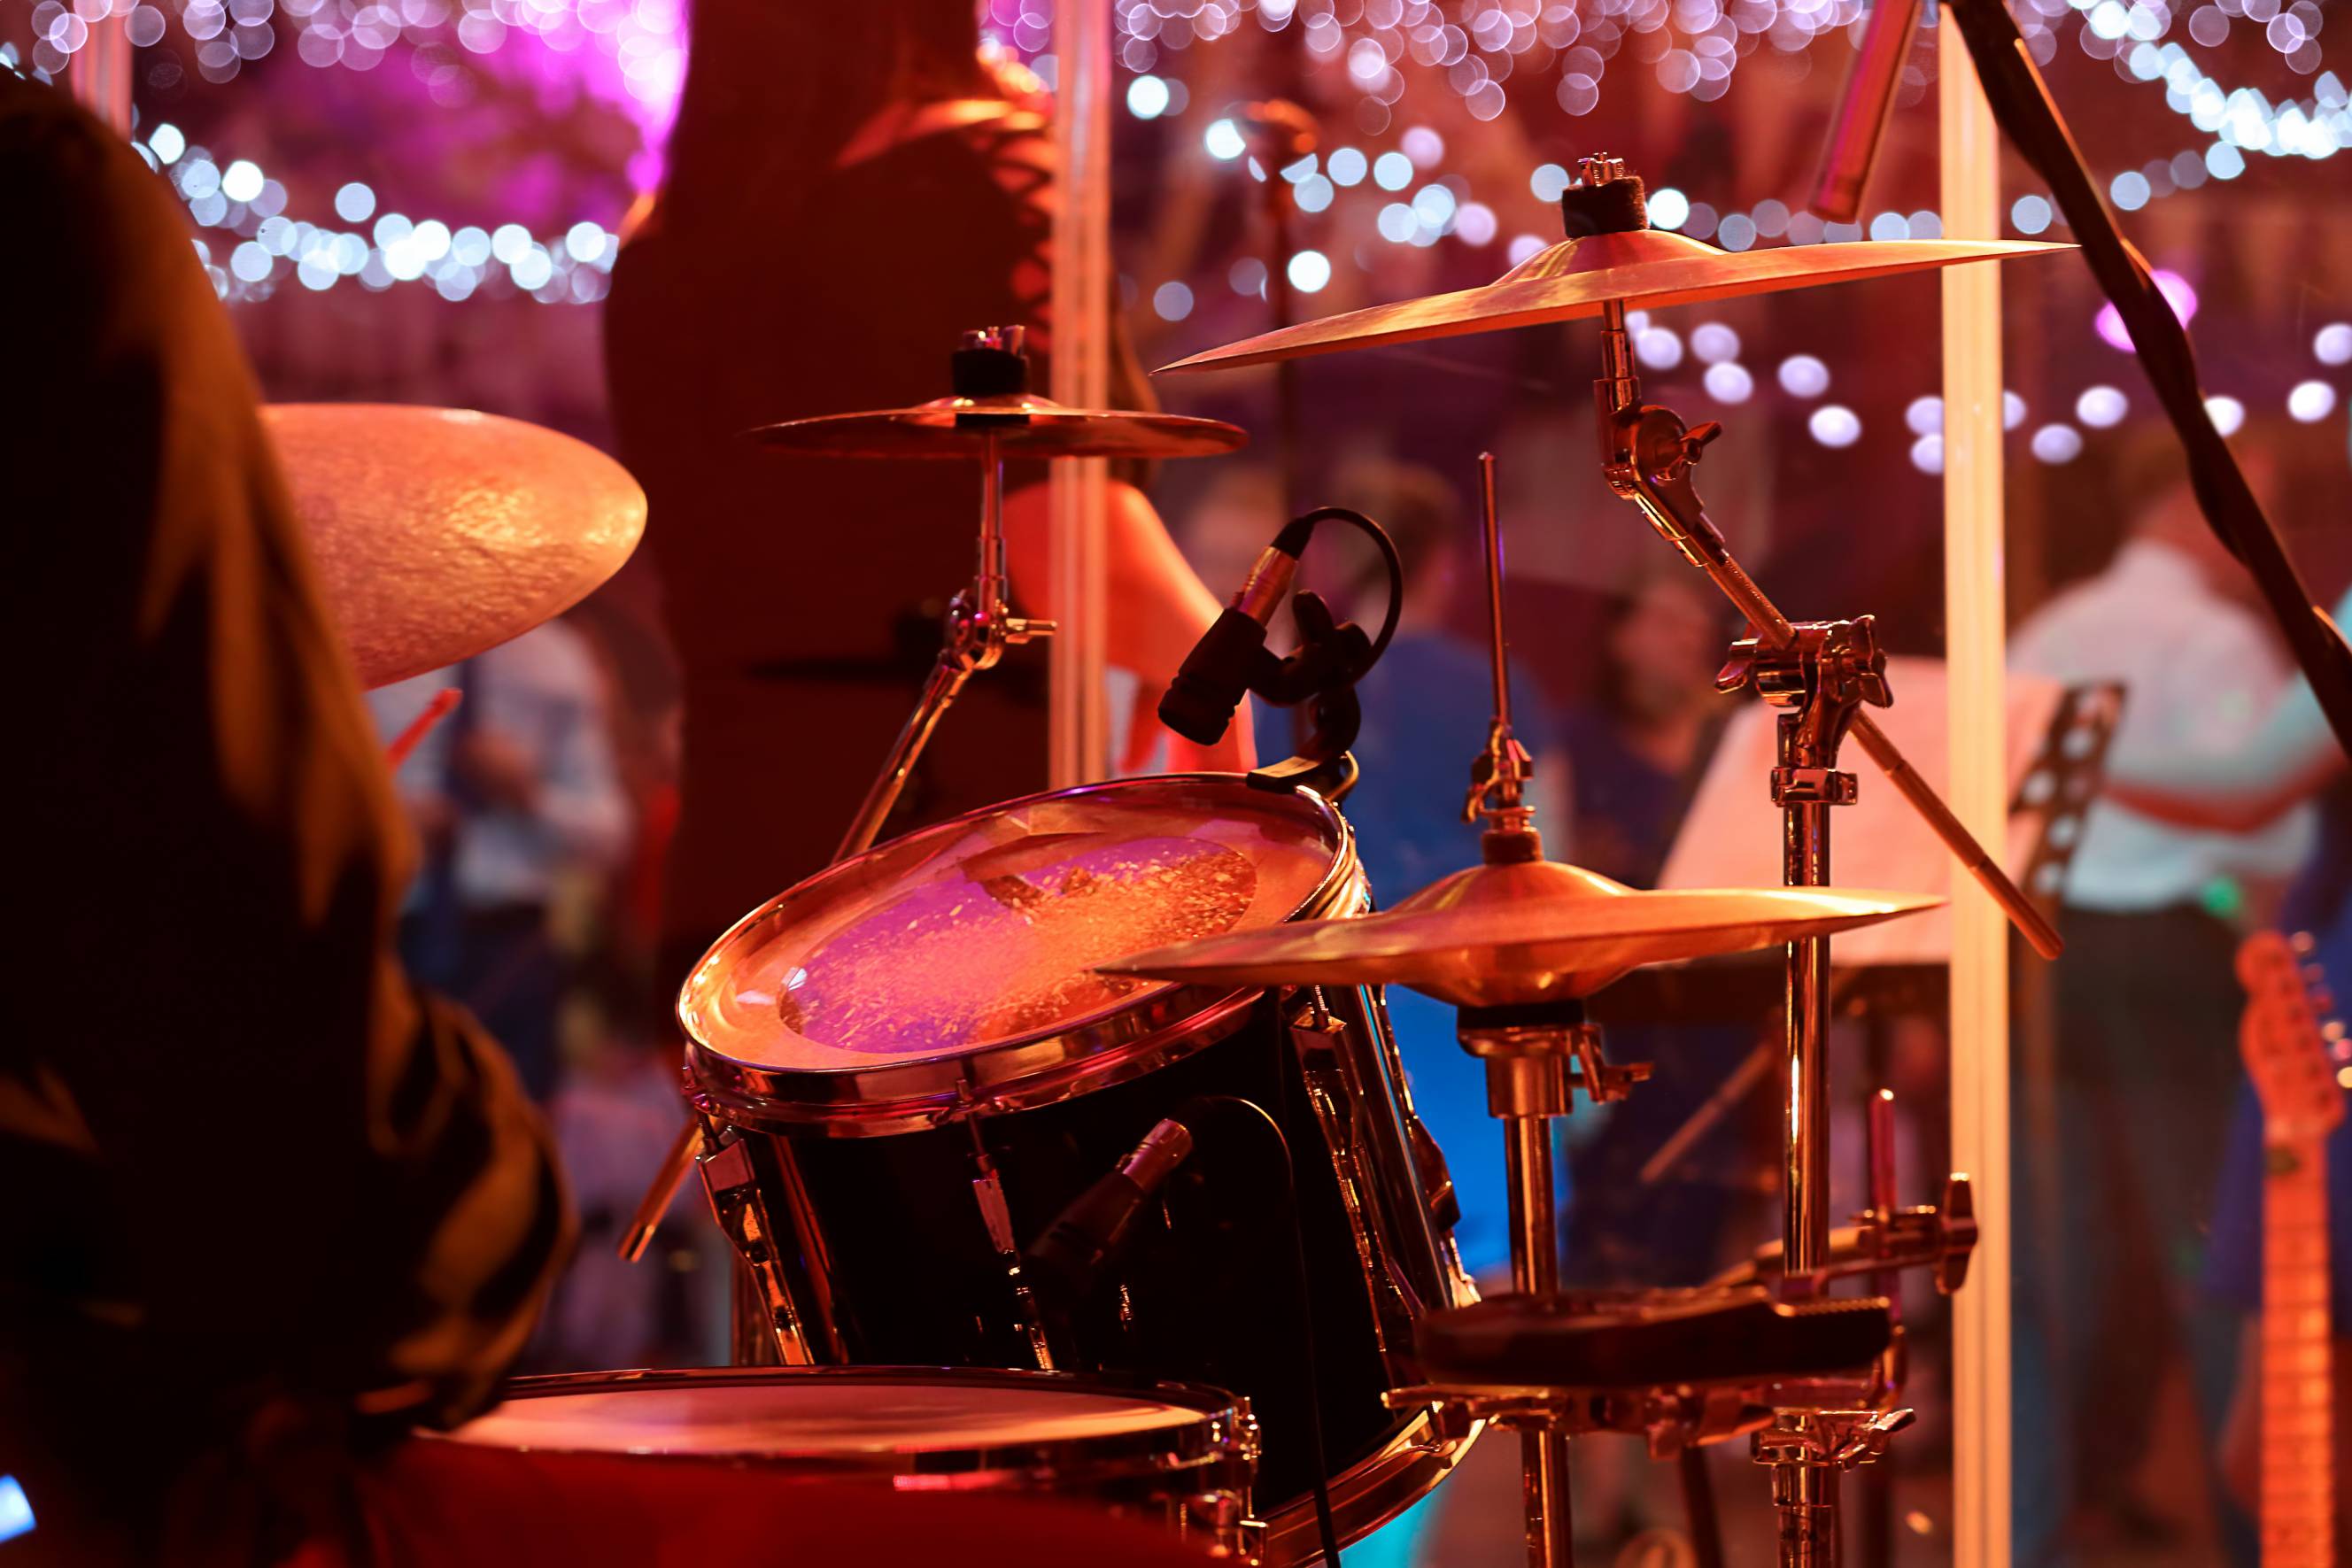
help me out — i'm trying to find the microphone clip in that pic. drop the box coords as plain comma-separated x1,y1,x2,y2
1246,591,1372,801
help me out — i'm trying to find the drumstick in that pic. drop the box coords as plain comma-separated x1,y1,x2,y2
384,687,462,769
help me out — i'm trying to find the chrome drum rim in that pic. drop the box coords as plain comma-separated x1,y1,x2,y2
680,775,1361,1137
440,1364,1257,1489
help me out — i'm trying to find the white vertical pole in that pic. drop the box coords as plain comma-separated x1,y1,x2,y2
68,13,135,135
1939,16,2012,1568
1048,0,1111,788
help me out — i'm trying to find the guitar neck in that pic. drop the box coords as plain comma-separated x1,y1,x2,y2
2261,1143,2336,1568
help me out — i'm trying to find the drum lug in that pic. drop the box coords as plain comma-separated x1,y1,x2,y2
697,1125,834,1367
1352,985,1478,1310
1206,1394,1268,1563
1288,1002,1426,1378
1185,1493,1265,1563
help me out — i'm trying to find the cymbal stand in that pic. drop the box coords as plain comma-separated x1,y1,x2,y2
1458,996,1651,1568
836,328,1056,860
620,328,1056,1272
1455,452,1652,1566
1571,151,2051,1565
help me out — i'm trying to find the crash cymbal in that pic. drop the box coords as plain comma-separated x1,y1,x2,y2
749,392,1247,460
1159,228,2068,375
1102,856,1939,1007
263,404,646,689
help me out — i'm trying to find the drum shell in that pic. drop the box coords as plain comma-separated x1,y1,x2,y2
681,777,1480,1560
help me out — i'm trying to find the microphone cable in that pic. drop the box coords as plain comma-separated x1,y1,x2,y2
1179,1092,1345,1566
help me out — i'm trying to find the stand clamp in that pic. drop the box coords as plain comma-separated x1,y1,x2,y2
1720,616,1892,809
1752,1407,1915,1568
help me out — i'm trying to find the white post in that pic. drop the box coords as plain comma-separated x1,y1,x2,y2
1048,0,1111,788
1939,16,2012,1568
68,13,135,135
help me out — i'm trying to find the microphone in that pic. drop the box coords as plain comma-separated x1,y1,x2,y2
1157,516,1314,745
1021,1117,1197,1304
1809,0,1928,222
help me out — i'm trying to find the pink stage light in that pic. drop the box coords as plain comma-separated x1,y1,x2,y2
2094,270,2199,352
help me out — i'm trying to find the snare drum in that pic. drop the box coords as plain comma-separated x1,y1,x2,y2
679,776,1477,1562
440,1366,1257,1556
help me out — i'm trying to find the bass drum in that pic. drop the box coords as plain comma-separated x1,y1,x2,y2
680,776,1478,1562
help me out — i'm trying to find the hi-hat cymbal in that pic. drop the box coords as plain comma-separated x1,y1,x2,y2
1160,228,2068,374
749,392,1248,460
1102,856,1939,1007
264,404,646,689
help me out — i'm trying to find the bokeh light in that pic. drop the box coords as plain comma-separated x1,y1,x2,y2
2288,380,2340,422
1809,406,1862,448
1778,355,1830,398
1126,74,1170,119
1287,251,1333,294
2075,385,2129,428
2031,424,2085,463
1691,323,1739,365
1704,362,1754,404
2094,271,2199,351
1634,326,1684,371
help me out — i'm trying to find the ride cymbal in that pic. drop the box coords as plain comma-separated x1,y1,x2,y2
1102,856,1939,1008
1159,228,2067,375
749,392,1247,460
263,404,645,689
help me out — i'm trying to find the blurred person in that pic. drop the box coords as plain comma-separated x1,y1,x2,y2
2063,432,2352,1557
2105,670,2352,1558
1554,570,1731,889
2,73,570,1562
369,617,632,1102
606,2,1245,988
1550,572,1755,1286
535,1033,731,1371
2005,454,2317,1565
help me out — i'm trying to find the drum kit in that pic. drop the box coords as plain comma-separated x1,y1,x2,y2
304,155,2075,1565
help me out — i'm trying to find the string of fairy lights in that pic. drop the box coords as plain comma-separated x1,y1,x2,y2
4,0,2340,456
141,122,623,305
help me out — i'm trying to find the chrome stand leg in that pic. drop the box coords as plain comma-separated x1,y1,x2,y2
835,428,1054,861
1781,768,1835,1284
1502,1107,1561,1297
1522,1429,1575,1568
1490,1052,1574,1567
836,659,971,861
1771,1459,1838,1568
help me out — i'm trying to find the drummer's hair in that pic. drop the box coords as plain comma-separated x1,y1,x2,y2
664,0,996,220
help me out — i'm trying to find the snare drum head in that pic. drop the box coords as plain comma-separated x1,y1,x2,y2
446,1369,1221,1462
682,776,1343,1075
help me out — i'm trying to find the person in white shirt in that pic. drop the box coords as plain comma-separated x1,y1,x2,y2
2005,472,2309,1564
369,617,632,1100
